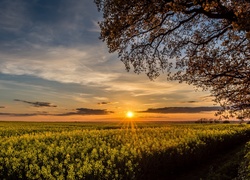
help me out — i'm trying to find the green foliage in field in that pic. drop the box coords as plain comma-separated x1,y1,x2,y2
237,141,250,179
0,122,249,179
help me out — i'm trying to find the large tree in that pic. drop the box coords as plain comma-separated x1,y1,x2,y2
95,0,250,119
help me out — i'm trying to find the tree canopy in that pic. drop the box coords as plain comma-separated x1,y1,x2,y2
95,0,250,119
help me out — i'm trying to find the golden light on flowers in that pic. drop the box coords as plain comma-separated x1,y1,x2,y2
126,111,134,118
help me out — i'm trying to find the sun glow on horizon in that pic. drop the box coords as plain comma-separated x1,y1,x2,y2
126,111,134,118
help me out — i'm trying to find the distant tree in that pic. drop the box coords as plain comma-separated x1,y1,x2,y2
214,120,220,124
196,118,216,123
95,0,250,118
208,118,214,123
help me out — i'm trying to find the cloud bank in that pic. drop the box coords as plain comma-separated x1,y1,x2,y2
0,107,113,117
57,108,113,116
139,107,221,114
0,112,38,117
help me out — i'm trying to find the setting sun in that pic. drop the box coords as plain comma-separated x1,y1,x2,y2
126,111,134,118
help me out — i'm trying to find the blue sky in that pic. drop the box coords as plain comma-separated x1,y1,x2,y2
0,0,218,121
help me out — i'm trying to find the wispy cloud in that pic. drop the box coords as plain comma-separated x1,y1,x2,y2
180,101,199,104
94,97,109,101
200,95,215,102
0,0,117,87
97,102,111,105
139,107,221,114
0,0,101,46
14,99,57,107
0,0,30,33
0,46,119,86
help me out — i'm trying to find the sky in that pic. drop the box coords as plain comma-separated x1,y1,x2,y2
0,0,220,121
